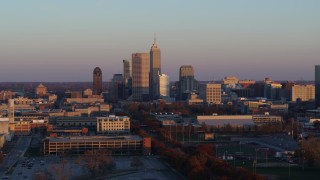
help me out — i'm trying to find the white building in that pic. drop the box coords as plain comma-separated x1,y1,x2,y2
97,115,130,134
223,76,239,88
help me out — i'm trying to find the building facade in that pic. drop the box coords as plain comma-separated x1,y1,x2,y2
123,59,132,100
206,83,221,104
149,36,161,100
93,67,103,95
159,74,169,98
315,65,320,108
132,53,149,101
35,84,47,97
43,135,151,156
97,115,130,134
178,65,197,100
291,84,315,102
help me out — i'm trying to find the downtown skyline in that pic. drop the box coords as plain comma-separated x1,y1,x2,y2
1,0,320,82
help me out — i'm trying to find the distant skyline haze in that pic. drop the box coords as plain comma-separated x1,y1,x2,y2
0,0,319,82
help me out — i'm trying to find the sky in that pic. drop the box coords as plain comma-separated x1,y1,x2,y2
0,0,319,82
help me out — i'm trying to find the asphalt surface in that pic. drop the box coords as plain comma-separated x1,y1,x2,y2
0,136,32,180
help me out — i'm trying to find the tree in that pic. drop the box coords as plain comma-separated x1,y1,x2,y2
80,150,115,176
0,152,3,163
303,137,320,166
48,159,71,180
313,120,320,129
197,144,215,156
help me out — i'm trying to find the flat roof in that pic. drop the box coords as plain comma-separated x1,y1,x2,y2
0,118,9,122
46,135,143,142
198,119,254,126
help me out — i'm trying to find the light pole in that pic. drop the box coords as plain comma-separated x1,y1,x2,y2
288,162,291,178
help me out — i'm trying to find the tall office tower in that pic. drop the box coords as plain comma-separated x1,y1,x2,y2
159,74,169,98
178,65,197,100
316,65,320,108
206,83,221,104
123,59,131,86
149,35,161,100
132,53,149,101
291,84,315,102
111,74,124,102
123,59,132,99
93,67,103,95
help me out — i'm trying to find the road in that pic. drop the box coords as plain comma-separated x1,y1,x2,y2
0,136,32,179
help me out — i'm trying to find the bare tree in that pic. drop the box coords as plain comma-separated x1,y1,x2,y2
80,150,115,176
47,159,71,180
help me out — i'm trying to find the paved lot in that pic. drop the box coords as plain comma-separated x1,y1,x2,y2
1,155,181,180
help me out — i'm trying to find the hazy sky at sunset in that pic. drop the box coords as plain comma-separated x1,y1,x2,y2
0,0,319,82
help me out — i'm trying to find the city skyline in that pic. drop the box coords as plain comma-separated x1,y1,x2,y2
0,0,320,82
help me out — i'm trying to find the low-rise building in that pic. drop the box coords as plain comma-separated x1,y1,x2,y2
66,97,104,104
197,114,282,128
152,112,183,126
97,116,130,134
14,120,31,135
187,92,203,105
49,117,97,128
43,135,151,156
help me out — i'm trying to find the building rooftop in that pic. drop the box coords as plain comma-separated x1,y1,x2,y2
46,135,143,142
0,118,9,122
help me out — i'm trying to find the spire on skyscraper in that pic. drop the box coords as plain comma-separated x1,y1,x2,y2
152,33,158,47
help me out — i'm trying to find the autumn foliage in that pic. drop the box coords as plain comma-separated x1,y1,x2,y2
152,139,262,180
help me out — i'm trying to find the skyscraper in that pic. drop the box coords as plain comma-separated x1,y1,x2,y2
178,65,197,100
111,74,124,102
93,67,103,95
149,35,161,100
123,59,132,99
315,65,320,107
123,59,131,87
159,74,169,98
132,53,149,101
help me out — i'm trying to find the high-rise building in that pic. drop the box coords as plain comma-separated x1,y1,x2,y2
123,59,131,87
315,65,320,107
178,65,197,100
292,84,315,102
93,67,103,95
206,83,221,104
132,53,149,101
159,74,169,98
111,74,124,102
123,59,132,99
149,35,161,100
264,83,282,100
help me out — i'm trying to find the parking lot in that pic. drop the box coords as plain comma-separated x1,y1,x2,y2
2,155,181,180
